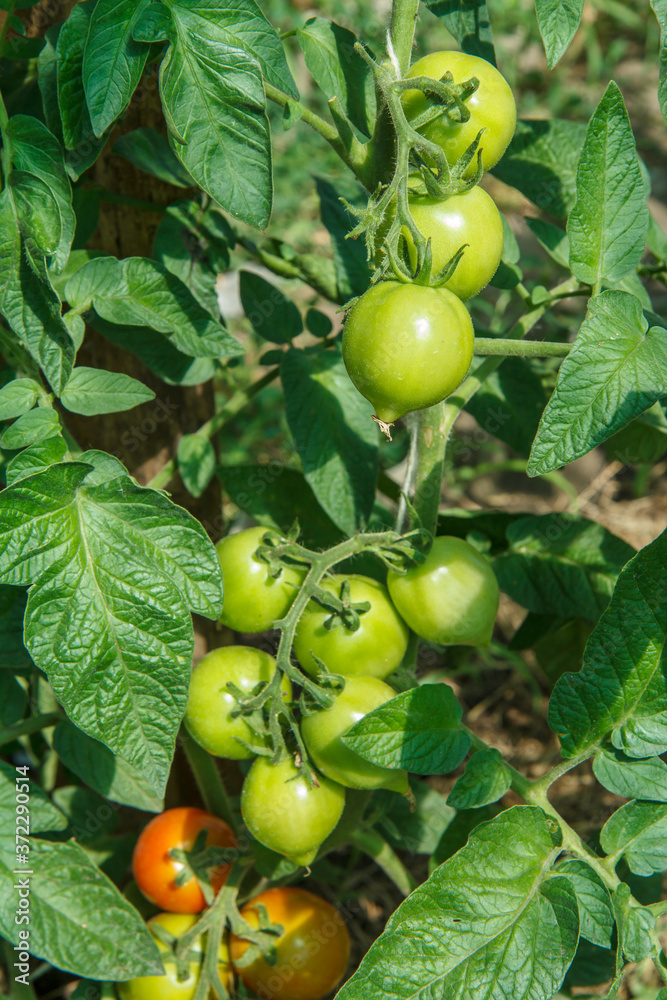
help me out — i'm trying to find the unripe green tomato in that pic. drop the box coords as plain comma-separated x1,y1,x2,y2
342,282,474,426
117,912,233,1000
215,526,305,633
184,645,292,760
388,536,499,646
301,676,408,792
241,756,345,866
402,50,516,173
293,574,409,681
402,187,504,301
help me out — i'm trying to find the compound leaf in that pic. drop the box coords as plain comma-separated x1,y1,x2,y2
0,463,223,795
336,806,578,1000
549,529,667,757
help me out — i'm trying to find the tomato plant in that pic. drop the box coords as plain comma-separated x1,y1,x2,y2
342,282,474,428
185,645,292,759
293,573,409,680
118,913,233,1000
402,50,517,172
241,756,346,866
301,676,409,791
230,888,350,1000
132,808,237,914
1,0,667,998
388,536,500,646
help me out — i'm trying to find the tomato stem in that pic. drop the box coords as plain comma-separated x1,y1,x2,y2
473,337,571,357
349,828,417,896
389,0,421,75
181,729,238,834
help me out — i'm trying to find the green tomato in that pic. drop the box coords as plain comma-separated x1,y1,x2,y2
216,526,305,633
402,187,504,301
293,574,409,681
241,756,345,866
402,50,516,173
301,676,408,792
185,645,292,760
117,913,233,1000
388,536,499,646
342,282,474,426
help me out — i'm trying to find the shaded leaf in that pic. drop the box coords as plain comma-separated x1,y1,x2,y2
447,748,511,810
421,0,496,64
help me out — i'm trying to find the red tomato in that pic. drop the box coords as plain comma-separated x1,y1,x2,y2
132,807,237,914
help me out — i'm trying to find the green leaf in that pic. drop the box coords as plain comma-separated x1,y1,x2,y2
0,838,162,979
555,859,614,948
0,587,31,669
53,720,164,813
5,115,75,271
447,748,511,810
218,464,344,550
57,3,104,153
83,0,151,135
567,83,648,287
0,463,223,795
593,749,667,803
377,778,455,856
606,401,667,465
297,18,375,137
535,0,584,67
0,407,60,449
617,897,656,964
282,348,378,535
305,308,333,338
0,378,41,420
421,0,496,64
316,177,371,299
651,1,667,125
6,434,68,486
600,800,667,876
0,760,68,838
528,293,667,475
342,685,470,774
525,217,570,269
549,527,667,758
153,200,231,318
38,26,107,180
113,127,194,187
133,0,278,229
239,270,303,344
177,433,216,498
60,366,155,415
492,513,634,621
89,315,216,386
0,674,26,726
492,119,586,219
336,806,578,1000
0,186,74,395
66,256,242,359
465,356,547,458
1,33,44,58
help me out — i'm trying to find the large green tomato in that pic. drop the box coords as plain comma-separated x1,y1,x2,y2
402,187,504,301
185,645,292,759
388,536,499,646
215,526,305,633
301,676,408,792
293,574,409,681
342,283,474,427
402,50,516,173
117,913,233,1000
241,756,345,866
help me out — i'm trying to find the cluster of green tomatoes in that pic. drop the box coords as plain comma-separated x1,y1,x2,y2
116,51,512,1000
343,51,517,434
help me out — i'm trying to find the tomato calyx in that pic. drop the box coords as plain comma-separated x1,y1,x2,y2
149,923,201,982
169,830,239,905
